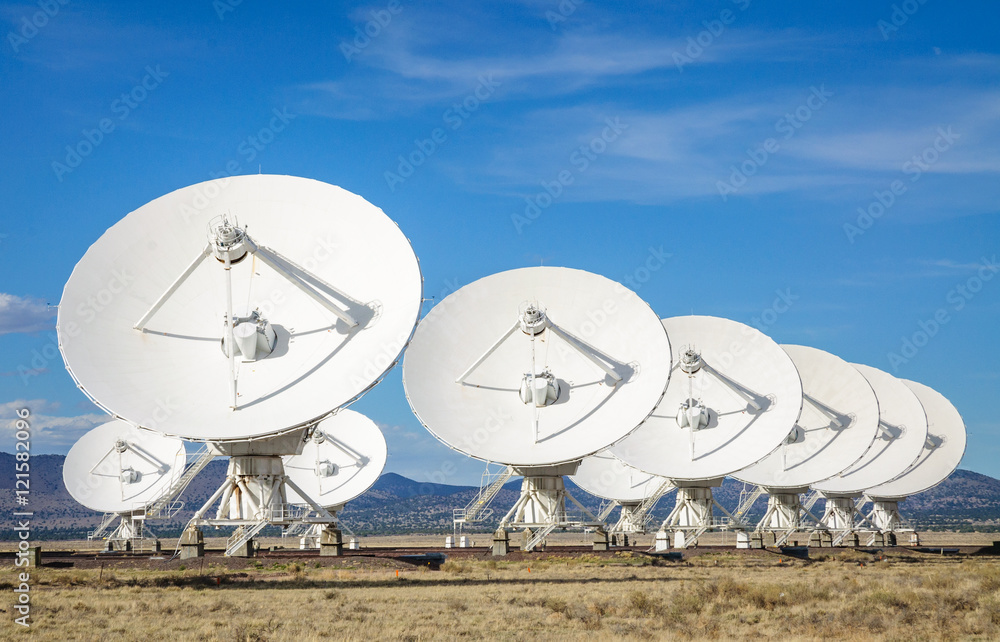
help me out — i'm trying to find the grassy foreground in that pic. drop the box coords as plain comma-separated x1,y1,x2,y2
5,550,1000,640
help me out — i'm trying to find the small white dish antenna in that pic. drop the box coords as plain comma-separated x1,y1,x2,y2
866,379,966,500
57,175,422,442
813,363,928,496
283,409,388,509
63,420,186,514
734,344,881,489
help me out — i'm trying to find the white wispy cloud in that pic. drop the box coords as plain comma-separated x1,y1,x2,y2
0,399,109,453
448,78,1000,208
831,257,1000,288
296,2,1000,212
0,293,56,335
296,15,832,119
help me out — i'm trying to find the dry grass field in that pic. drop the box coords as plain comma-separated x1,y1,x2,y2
4,543,1000,641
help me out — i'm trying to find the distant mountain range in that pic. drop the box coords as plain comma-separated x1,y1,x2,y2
2,453,998,540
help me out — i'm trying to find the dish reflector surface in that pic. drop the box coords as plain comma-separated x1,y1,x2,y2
571,450,669,502
282,409,388,508
865,380,966,499
813,364,927,495
610,315,803,481
57,175,422,441
403,267,671,467
734,344,881,489
63,420,186,513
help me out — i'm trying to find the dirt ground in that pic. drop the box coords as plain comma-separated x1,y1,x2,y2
5,529,994,554
3,534,1000,640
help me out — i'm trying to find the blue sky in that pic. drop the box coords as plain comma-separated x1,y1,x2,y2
1,0,998,486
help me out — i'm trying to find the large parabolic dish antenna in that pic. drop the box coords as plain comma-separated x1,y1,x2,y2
610,315,803,481
813,364,927,495
402,267,672,467
63,420,186,514
283,410,388,508
865,380,966,499
57,175,422,442
571,450,669,503
734,345,881,490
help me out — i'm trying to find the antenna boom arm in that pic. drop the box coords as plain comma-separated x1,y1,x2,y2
455,319,521,384
547,322,623,382
245,237,359,328
803,392,845,428
700,361,762,411
134,243,212,330
124,442,170,473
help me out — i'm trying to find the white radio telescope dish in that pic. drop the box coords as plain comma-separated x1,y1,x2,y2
63,420,186,514
610,315,803,481
403,266,672,467
283,410,388,508
865,380,966,499
813,364,927,495
734,344,881,489
57,174,422,442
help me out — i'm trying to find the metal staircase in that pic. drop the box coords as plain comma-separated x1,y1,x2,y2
637,481,675,519
802,490,821,512
146,446,216,518
641,481,674,512
225,519,270,556
610,482,676,533
597,500,618,522
832,528,854,547
283,521,310,538
524,523,558,551
88,512,119,541
733,485,765,524
455,465,514,525
686,523,711,547
773,525,798,547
